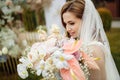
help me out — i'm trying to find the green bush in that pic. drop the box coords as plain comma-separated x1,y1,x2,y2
112,52,120,74
22,8,37,32
106,28,120,74
97,8,112,32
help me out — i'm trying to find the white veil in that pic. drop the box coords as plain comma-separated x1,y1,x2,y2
80,0,120,80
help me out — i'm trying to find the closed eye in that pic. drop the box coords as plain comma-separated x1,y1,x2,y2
69,22,75,25
67,21,75,25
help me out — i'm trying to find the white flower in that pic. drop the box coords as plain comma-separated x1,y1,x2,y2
42,70,55,79
52,50,73,69
37,45,47,59
27,42,47,62
19,57,33,68
1,6,12,15
31,42,41,51
34,60,46,76
17,64,28,79
45,38,57,53
0,50,2,56
37,27,47,41
2,47,8,55
48,24,63,39
45,38,57,47
45,57,54,70
45,38,59,54
27,50,39,63
39,52,46,60
50,24,60,34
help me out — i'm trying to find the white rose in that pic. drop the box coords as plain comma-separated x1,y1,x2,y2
2,47,8,55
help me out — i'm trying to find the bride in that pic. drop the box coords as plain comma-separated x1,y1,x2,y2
60,0,120,80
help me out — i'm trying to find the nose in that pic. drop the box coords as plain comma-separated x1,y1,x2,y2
66,25,72,32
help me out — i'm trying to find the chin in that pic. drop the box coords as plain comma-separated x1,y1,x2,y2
71,35,77,39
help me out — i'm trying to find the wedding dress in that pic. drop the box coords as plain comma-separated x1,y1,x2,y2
79,0,120,80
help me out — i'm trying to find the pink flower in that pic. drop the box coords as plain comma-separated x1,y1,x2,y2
63,39,82,54
61,39,86,80
62,39,82,60
61,39,99,80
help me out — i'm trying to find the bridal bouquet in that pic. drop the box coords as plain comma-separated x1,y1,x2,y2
17,24,99,80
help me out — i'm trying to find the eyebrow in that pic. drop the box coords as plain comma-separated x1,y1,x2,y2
67,21,74,23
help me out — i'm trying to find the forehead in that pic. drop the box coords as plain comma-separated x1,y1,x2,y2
63,12,78,22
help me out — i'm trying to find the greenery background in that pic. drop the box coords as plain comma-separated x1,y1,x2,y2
106,28,120,74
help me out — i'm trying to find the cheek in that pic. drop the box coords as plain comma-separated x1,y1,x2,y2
74,24,80,32
76,21,82,32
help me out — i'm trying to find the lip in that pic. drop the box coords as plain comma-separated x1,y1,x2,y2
69,32,75,36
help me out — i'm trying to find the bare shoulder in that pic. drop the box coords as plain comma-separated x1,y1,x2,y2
89,45,105,61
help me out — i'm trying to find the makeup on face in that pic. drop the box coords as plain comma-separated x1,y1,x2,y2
63,12,82,38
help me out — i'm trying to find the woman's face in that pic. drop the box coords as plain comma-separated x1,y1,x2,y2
63,12,82,38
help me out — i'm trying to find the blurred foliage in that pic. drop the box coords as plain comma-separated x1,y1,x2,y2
92,0,106,8
98,7,112,32
106,28,120,54
22,8,37,32
106,28,120,74
36,9,46,26
112,53,120,75
20,0,46,32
